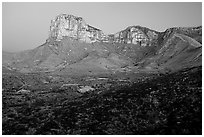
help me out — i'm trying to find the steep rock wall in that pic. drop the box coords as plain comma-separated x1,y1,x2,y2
49,14,106,43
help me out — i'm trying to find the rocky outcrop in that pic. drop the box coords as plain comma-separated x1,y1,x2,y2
108,26,159,46
49,14,106,43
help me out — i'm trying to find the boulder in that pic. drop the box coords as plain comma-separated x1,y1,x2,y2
77,86,94,93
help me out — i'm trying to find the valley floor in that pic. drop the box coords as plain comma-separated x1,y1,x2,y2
2,66,202,135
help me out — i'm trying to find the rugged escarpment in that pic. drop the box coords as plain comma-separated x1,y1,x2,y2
48,14,201,46
47,14,160,46
2,14,202,74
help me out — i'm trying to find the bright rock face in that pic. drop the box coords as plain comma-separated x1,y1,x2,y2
110,26,158,46
49,14,105,42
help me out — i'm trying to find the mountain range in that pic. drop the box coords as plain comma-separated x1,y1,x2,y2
2,14,202,75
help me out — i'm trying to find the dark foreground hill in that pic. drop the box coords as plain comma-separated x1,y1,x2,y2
2,66,201,134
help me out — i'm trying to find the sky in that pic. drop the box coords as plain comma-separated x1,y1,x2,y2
2,2,202,52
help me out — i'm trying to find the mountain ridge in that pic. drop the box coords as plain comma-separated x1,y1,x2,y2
2,14,202,74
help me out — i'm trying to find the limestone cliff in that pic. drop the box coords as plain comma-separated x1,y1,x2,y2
48,14,106,43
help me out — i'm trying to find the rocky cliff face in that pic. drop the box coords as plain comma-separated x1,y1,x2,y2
48,14,106,43
108,26,159,46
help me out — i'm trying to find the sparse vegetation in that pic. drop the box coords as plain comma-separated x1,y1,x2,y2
2,66,202,135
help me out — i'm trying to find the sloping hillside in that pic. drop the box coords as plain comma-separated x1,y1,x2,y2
137,32,202,72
